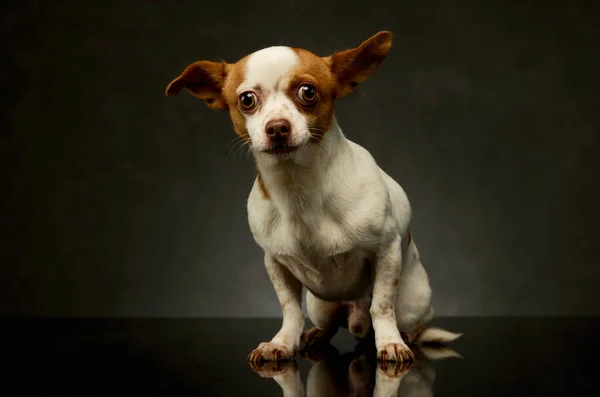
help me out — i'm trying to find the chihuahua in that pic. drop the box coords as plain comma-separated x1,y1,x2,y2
166,31,460,363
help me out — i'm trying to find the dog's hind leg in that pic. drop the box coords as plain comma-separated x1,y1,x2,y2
302,291,343,346
394,243,433,339
394,242,461,345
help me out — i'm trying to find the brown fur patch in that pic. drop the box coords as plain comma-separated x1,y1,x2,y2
286,48,336,141
393,279,399,287
221,56,252,138
251,155,270,200
323,31,392,99
166,61,231,111
165,54,253,135
256,172,270,200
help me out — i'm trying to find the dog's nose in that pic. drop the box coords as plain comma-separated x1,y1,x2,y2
265,119,291,138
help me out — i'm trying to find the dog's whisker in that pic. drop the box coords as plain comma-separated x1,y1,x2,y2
225,136,246,151
315,136,335,145
306,132,331,160
308,129,336,145
225,138,238,149
234,140,251,161
227,135,251,156
308,132,335,149
309,124,332,129
227,143,242,159
230,137,251,161
228,139,247,159
308,128,329,134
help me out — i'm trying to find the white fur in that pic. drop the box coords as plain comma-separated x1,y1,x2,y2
244,46,299,91
244,46,459,362
416,327,463,344
247,117,440,359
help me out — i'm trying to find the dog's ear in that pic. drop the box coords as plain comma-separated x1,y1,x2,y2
323,31,392,99
165,60,231,111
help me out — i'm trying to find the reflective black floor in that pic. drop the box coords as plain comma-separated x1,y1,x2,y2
3,317,599,396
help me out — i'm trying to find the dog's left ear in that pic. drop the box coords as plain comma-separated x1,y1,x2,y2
165,60,231,111
324,31,392,99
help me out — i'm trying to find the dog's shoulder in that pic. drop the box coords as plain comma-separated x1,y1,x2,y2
344,139,412,236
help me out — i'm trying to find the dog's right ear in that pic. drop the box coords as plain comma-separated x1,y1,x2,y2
165,60,231,111
323,31,392,99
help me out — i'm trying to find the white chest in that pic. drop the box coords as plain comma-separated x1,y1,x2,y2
250,209,377,301
277,246,374,301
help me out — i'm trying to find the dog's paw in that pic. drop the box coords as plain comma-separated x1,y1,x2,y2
301,327,330,346
248,359,297,378
247,342,294,363
377,342,414,362
377,359,414,378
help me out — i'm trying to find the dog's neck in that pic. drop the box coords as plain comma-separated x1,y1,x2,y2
254,116,353,217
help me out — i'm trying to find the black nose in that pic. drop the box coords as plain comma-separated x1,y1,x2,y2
265,119,291,138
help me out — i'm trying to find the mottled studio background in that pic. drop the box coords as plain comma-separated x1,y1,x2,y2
1,0,598,317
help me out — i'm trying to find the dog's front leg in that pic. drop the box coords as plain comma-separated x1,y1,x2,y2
370,234,414,362
248,254,304,362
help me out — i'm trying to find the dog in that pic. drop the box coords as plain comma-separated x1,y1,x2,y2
250,342,462,397
166,31,461,363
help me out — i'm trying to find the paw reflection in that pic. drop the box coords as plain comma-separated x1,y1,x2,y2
248,342,461,396
249,359,298,378
377,359,414,378
249,359,305,395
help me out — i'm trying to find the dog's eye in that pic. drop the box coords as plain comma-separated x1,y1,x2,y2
297,84,318,104
239,91,257,111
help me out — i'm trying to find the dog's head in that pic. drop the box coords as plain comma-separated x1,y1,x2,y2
166,32,392,161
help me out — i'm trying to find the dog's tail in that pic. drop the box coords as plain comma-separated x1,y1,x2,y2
414,327,463,344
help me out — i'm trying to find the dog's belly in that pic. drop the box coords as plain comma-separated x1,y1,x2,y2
277,250,373,302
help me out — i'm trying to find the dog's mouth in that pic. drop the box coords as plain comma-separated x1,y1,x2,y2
264,144,299,155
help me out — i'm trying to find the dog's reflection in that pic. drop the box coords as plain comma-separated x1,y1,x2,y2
249,342,461,397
